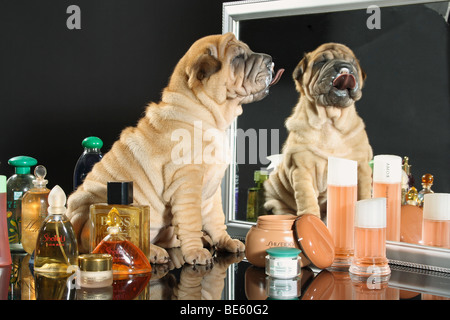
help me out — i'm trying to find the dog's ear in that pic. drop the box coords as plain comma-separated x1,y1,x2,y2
293,54,308,93
188,49,222,88
360,66,367,82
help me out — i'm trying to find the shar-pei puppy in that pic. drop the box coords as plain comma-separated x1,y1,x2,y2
264,43,372,220
66,33,283,265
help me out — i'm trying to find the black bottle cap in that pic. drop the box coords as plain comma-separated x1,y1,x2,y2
107,181,133,205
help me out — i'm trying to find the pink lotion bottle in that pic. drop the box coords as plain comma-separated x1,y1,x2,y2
326,157,358,269
0,175,12,266
422,193,450,249
373,155,402,242
350,197,390,278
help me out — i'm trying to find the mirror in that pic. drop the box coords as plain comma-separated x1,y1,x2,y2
222,0,450,272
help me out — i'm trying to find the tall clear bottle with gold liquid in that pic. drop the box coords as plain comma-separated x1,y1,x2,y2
34,185,78,273
21,165,50,255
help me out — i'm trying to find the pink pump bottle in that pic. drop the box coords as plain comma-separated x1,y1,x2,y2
0,175,12,266
372,155,402,242
326,157,358,269
349,197,390,279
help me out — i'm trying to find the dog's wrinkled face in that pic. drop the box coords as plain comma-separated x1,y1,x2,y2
182,33,283,105
293,43,366,108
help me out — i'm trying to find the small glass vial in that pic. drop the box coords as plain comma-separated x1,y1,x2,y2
373,155,402,242
326,157,357,269
265,247,301,279
349,198,391,278
422,193,450,249
76,254,113,288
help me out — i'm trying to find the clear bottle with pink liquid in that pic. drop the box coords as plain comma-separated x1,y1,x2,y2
349,197,390,279
422,193,450,249
0,175,12,266
372,155,402,242
327,157,358,269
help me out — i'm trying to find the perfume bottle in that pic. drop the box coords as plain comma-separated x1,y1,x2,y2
21,165,50,254
406,186,419,206
6,156,38,251
422,193,450,249
73,136,103,190
89,181,150,259
349,198,390,279
417,173,434,207
326,157,358,269
246,170,269,222
92,207,152,275
34,185,78,273
0,176,12,266
372,155,402,242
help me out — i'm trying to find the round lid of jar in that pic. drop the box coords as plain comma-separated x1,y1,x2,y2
78,253,113,272
293,214,335,269
266,247,301,258
82,136,103,149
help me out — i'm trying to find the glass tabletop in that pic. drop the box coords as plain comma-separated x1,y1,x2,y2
2,250,449,301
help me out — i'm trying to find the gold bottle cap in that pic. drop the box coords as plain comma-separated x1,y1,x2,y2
78,254,113,272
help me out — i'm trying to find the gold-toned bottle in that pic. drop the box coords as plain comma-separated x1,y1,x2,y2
89,181,150,259
92,207,152,275
34,185,78,273
418,173,434,207
21,165,50,254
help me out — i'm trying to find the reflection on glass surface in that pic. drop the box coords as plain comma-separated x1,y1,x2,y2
4,253,450,300
224,1,450,256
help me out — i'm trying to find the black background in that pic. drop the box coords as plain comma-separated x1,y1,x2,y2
0,0,229,194
1,1,449,216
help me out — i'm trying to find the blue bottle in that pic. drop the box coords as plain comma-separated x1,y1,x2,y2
73,137,103,190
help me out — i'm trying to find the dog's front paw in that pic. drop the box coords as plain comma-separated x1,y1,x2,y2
183,248,213,265
218,238,245,253
150,243,170,264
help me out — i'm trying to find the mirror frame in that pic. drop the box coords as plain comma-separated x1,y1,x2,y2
221,0,450,273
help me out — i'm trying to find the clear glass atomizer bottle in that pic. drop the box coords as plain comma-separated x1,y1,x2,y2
349,197,391,280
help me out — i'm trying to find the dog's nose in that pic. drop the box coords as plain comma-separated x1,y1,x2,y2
339,67,350,74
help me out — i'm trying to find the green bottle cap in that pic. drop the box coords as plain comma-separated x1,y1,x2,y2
0,175,6,193
8,156,38,175
82,136,103,149
266,247,301,258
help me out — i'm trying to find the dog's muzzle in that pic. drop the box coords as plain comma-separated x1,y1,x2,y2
333,67,356,91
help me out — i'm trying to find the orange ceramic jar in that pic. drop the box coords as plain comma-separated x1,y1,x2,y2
245,214,310,268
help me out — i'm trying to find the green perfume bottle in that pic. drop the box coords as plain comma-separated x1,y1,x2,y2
7,156,37,252
246,170,269,222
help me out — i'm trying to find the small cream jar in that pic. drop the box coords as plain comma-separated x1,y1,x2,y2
265,247,302,279
77,254,113,288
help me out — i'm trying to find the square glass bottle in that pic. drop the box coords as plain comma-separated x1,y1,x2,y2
89,181,150,259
